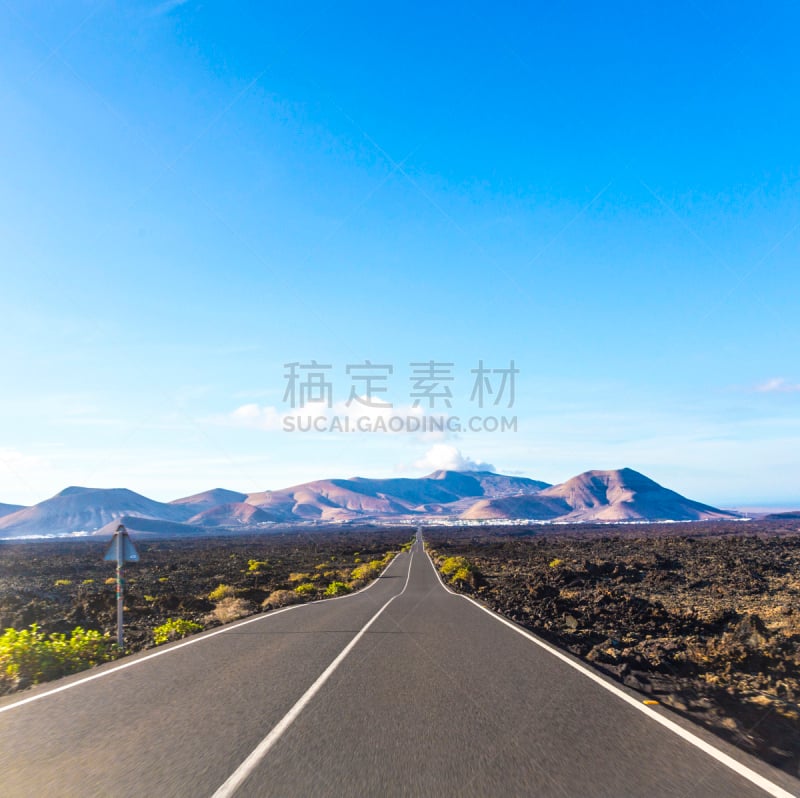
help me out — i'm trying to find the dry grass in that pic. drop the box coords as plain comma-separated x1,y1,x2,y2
205,596,253,625
261,589,302,610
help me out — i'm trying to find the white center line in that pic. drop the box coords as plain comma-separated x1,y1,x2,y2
210,546,416,798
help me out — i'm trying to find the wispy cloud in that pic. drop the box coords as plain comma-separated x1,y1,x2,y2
213,397,439,436
754,377,800,393
225,403,286,431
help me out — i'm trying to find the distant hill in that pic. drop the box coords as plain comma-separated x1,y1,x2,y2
246,479,415,522
169,488,248,513
424,470,551,498
188,502,273,527
0,487,194,538
0,502,26,519
461,493,570,520
764,510,800,520
92,515,211,539
464,469,740,522
245,470,550,522
0,468,739,538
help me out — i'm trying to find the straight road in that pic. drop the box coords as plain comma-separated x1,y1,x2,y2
1,536,798,797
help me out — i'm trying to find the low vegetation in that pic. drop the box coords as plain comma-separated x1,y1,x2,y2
152,618,202,645
0,623,117,694
0,530,412,694
208,583,235,602
435,555,483,590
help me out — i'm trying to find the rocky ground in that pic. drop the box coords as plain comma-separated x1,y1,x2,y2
0,528,411,660
3,521,799,776
426,521,800,778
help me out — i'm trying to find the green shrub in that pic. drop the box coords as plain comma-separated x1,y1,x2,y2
247,559,268,572
440,556,470,576
54,579,72,587
324,581,350,597
450,567,473,585
350,553,396,585
208,583,235,602
153,618,202,645
293,583,315,595
0,624,117,691
440,556,480,588
548,558,564,568
350,561,379,582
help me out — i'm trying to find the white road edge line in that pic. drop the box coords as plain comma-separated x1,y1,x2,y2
423,544,796,798
209,546,416,798
0,547,406,715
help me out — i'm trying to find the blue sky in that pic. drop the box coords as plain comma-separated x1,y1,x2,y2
1,1,799,507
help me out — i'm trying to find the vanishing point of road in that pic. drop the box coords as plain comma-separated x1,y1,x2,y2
2,534,798,797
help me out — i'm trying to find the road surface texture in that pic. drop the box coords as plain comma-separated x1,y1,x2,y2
2,535,798,797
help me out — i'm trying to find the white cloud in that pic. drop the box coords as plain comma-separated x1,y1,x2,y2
226,403,287,431
755,377,800,393
216,397,439,437
413,444,495,473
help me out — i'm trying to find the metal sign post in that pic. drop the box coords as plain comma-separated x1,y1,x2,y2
104,524,139,649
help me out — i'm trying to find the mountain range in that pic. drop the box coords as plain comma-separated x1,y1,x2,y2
0,468,739,539
0,468,741,539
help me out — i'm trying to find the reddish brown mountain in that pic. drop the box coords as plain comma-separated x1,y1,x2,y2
463,468,739,522
0,469,738,538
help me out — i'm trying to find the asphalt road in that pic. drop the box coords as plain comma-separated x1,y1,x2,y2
1,535,798,797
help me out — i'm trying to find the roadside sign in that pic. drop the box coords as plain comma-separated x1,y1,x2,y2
104,526,139,562
104,523,139,649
